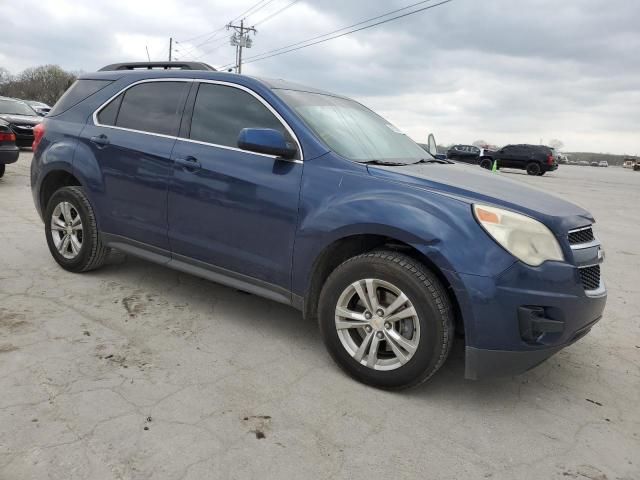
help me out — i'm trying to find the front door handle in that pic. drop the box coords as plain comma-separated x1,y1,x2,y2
90,134,110,149
175,156,201,172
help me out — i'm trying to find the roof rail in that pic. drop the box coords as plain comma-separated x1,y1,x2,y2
98,62,217,72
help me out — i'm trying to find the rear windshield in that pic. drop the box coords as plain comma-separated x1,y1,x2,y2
48,79,113,116
0,99,37,116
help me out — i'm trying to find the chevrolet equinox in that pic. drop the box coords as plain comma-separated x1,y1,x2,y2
30,64,607,389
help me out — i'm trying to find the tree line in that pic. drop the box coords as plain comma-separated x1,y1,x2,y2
0,65,77,106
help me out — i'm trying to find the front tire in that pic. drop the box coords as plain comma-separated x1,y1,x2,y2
480,158,492,170
0,164,5,178
44,186,108,273
318,250,454,390
526,162,541,176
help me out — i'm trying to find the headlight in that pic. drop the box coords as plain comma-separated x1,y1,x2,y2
473,204,564,266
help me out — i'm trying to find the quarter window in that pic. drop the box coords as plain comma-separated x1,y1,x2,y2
97,93,123,126
107,81,189,136
189,83,292,154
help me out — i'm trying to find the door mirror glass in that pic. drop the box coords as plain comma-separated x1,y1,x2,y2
427,133,438,156
238,128,298,159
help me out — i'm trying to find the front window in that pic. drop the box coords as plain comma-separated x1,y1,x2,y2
189,83,295,156
276,89,429,165
0,99,36,116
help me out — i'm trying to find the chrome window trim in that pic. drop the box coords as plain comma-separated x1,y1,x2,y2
92,78,193,141
92,77,304,164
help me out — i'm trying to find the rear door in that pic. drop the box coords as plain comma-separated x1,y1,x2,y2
83,80,190,249
498,146,518,168
167,81,303,290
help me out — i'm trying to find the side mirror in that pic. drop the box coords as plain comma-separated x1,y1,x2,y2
237,128,297,159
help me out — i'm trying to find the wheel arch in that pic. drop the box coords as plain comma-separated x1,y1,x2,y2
302,233,465,336
39,168,83,214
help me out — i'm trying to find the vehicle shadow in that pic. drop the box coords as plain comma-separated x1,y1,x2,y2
101,254,323,351
499,169,559,178
99,255,551,398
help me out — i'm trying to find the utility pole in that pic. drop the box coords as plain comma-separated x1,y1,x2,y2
227,20,256,74
169,37,173,61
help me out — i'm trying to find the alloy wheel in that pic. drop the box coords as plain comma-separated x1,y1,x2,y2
335,278,420,371
50,201,83,259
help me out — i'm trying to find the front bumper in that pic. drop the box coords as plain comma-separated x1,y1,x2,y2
465,315,601,379
447,259,607,380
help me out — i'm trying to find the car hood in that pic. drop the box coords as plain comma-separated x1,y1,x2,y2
368,162,594,233
0,114,42,125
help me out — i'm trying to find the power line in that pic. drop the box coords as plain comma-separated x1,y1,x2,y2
174,32,229,59
230,0,277,24
232,0,440,66
175,0,278,61
178,25,227,44
178,0,272,44
253,0,303,26
222,0,452,68
192,38,232,61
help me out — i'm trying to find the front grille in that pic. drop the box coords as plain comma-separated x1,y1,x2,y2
568,227,594,245
579,265,601,291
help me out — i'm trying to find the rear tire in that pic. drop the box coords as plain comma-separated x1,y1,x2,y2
44,186,108,273
318,250,454,390
480,158,492,170
526,162,541,176
0,164,5,178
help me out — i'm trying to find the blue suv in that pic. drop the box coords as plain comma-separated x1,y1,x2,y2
30,63,606,389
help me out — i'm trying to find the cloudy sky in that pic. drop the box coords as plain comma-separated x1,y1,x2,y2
1,0,638,154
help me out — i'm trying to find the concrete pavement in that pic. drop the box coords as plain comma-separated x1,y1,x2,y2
1,153,638,479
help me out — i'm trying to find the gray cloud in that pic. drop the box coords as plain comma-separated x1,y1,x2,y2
1,0,638,154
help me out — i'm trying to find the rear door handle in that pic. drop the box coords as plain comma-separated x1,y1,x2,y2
90,134,110,148
175,156,201,172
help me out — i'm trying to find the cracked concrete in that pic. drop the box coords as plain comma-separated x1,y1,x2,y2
0,154,638,479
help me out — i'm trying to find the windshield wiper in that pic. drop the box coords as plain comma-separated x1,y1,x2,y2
417,158,453,165
361,158,453,167
360,160,410,166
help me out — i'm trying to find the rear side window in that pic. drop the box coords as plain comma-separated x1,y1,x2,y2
114,82,189,136
97,93,123,126
49,79,113,116
189,83,289,150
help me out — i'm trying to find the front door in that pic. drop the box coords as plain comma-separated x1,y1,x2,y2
167,82,303,290
83,80,190,249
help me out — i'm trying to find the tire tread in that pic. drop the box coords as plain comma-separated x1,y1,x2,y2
321,249,454,390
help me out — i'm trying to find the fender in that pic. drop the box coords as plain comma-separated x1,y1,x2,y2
31,117,83,219
291,154,516,298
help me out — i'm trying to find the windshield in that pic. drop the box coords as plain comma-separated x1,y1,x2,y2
277,89,430,165
0,99,37,116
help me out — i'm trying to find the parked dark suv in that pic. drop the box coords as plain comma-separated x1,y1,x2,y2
30,64,606,389
479,144,558,176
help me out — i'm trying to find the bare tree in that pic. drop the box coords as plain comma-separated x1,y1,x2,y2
548,139,564,150
0,65,76,105
472,139,489,148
